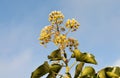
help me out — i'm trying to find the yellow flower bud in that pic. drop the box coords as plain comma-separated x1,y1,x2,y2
65,18,80,31
39,25,53,46
49,11,64,25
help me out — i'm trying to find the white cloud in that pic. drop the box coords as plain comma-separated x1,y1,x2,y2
0,20,36,54
114,59,120,66
0,49,33,78
60,0,120,47
0,8,40,78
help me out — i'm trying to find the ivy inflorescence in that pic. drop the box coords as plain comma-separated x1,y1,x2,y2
31,11,120,78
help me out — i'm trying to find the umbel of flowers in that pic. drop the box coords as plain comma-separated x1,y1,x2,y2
39,11,80,50
31,11,120,78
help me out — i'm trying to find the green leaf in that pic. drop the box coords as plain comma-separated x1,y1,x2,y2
48,49,62,61
97,69,107,78
80,53,97,64
47,64,62,78
106,72,119,78
80,66,95,77
74,62,84,78
72,49,83,59
73,49,97,64
106,67,120,77
46,71,56,78
97,66,120,78
50,64,62,73
65,73,72,78
31,61,49,78
97,67,113,78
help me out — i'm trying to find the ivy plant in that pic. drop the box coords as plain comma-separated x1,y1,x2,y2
31,11,120,78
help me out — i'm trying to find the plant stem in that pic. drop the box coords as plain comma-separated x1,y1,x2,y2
54,72,63,77
70,61,77,70
55,20,59,32
65,28,71,35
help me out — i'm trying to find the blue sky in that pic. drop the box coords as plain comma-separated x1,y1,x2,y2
0,0,120,78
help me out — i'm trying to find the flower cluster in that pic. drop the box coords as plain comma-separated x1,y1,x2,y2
49,11,64,25
39,25,53,45
39,11,80,49
53,34,68,49
65,18,80,31
68,38,79,50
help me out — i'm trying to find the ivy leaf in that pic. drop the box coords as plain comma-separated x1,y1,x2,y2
97,69,107,78
106,67,120,77
50,64,62,73
73,49,97,64
74,62,84,78
106,72,119,78
97,66,120,78
72,49,82,60
80,53,97,64
65,73,72,78
47,64,62,78
46,71,56,78
31,61,49,78
48,49,62,61
97,67,113,78
80,66,95,77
